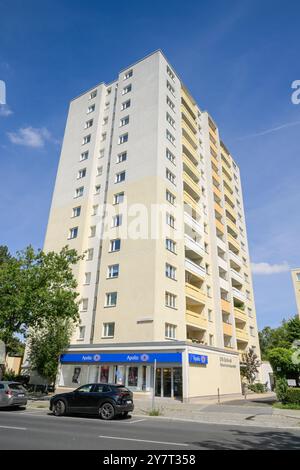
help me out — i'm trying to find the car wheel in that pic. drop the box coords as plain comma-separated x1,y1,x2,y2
99,402,115,420
53,400,66,416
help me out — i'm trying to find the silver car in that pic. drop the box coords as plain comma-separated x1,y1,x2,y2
0,382,28,408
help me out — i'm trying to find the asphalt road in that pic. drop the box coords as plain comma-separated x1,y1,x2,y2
0,408,300,450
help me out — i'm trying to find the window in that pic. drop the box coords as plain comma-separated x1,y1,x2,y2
120,115,129,127
166,112,175,128
115,171,126,183
165,292,176,309
166,80,175,95
250,326,255,337
208,309,213,322
209,334,214,346
86,248,94,260
68,227,78,239
105,292,117,307
106,87,111,95
103,322,115,338
166,212,175,228
165,323,176,339
101,132,107,142
85,119,93,129
248,308,253,318
110,239,121,252
99,149,105,159
166,168,176,185
92,205,98,216
80,151,89,161
81,299,88,311
78,326,85,340
112,214,122,227
77,168,86,179
82,134,91,145
87,104,95,114
124,69,133,80
166,129,175,145
117,151,127,163
122,84,132,95
90,226,96,237
84,272,91,285
114,192,125,205
166,238,176,253
107,264,119,279
96,166,103,176
167,96,175,111
74,187,84,198
296,273,300,281
72,206,81,218
166,263,176,280
104,101,110,110
95,185,101,194
167,65,175,81
89,90,97,99
103,117,108,125
166,148,176,165
119,133,128,144
166,190,176,205
121,99,131,110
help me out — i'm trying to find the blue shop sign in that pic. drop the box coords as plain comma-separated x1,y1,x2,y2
60,352,182,364
189,353,208,365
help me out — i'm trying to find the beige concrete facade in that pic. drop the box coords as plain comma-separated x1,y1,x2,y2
41,51,261,399
291,269,300,318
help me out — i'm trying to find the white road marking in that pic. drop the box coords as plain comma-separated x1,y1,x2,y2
0,425,27,431
98,435,189,447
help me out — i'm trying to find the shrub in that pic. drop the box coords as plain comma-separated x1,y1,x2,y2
3,369,17,381
248,382,267,393
275,377,288,403
285,388,300,405
148,408,162,416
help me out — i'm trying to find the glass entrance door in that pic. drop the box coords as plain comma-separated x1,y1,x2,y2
173,367,182,398
154,367,182,399
163,368,172,397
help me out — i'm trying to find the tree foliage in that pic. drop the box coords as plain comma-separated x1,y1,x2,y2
268,347,300,385
28,319,74,385
0,245,82,347
240,348,261,384
259,316,300,360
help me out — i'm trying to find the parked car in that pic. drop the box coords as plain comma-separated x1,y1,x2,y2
0,381,28,408
50,383,134,420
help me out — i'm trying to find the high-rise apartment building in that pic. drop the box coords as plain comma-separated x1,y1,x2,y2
43,51,261,401
291,269,300,318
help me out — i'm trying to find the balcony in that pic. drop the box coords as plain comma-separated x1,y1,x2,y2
229,250,241,266
186,325,207,345
222,169,233,187
212,168,221,185
223,322,233,337
186,282,206,304
214,201,223,217
185,234,204,257
186,309,208,330
213,185,222,200
182,120,198,148
225,202,236,220
210,140,219,156
183,172,201,201
224,186,235,204
181,107,197,133
183,154,200,182
182,136,198,163
221,299,231,314
211,153,219,169
228,234,240,251
184,211,203,235
215,218,225,234
181,88,196,117
234,307,247,322
226,217,238,236
185,258,206,279
231,268,244,283
232,288,245,302
236,328,249,342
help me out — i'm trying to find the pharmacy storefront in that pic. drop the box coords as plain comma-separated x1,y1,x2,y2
57,344,241,401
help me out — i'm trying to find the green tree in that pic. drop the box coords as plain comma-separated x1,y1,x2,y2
0,245,11,265
268,347,300,386
259,326,289,359
0,245,82,354
240,348,261,385
28,319,74,387
285,316,300,345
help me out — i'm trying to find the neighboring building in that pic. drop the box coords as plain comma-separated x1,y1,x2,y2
42,50,261,401
291,269,300,318
6,356,23,375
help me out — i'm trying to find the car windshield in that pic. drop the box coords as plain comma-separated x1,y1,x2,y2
8,383,26,391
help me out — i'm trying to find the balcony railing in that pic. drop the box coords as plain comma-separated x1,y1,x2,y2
232,288,245,301
230,268,244,283
184,211,203,234
186,310,208,329
184,234,204,256
185,258,206,279
185,282,206,305
229,250,241,265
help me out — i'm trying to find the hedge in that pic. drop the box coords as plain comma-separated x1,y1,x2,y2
285,387,300,405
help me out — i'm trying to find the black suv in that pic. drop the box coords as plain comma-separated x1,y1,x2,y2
50,383,134,420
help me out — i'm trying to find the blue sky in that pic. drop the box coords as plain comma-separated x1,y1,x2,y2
0,0,299,329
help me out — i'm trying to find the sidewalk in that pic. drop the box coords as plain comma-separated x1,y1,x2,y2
27,393,300,429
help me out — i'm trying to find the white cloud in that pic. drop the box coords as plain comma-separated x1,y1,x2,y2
235,121,300,141
0,105,13,117
7,127,53,148
251,262,290,275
